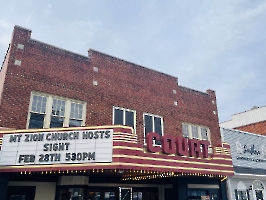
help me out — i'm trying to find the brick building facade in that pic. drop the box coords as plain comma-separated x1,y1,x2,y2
0,26,233,200
0,25,221,145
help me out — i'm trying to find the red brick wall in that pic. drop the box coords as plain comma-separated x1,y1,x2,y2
0,26,221,145
235,121,266,135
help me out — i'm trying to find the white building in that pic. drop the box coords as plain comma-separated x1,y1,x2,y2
220,106,266,129
221,128,266,200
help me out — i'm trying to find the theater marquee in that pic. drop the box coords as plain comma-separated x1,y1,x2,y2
0,129,113,166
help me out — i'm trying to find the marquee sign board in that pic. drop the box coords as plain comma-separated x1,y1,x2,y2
0,129,113,166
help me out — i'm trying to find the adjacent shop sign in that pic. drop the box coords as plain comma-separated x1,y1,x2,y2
222,128,266,168
235,141,266,163
0,129,113,166
146,132,210,158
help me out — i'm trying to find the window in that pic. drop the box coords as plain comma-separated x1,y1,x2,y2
201,127,208,140
113,107,136,132
28,92,86,129
182,123,189,138
104,192,116,200
182,123,210,141
192,125,199,139
70,102,84,127
235,181,250,200
133,192,143,200
10,195,26,200
144,113,163,145
235,190,250,200
58,188,84,200
28,95,47,128
253,180,264,190
87,192,101,200
50,99,65,128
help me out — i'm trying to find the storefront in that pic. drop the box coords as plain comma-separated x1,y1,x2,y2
221,128,266,200
0,126,234,200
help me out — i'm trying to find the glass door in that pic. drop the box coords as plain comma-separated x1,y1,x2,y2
209,190,220,200
86,191,101,200
7,186,36,200
187,190,208,200
104,191,116,200
58,188,84,200
133,192,143,200
85,188,117,200
133,188,158,200
119,187,132,200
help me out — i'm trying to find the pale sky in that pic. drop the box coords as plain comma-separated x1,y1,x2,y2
1,0,266,122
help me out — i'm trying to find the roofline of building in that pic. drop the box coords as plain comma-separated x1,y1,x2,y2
89,50,215,95
14,25,32,32
232,105,266,117
220,105,266,124
179,85,210,96
221,127,266,138
89,48,178,79
12,25,214,95
30,39,89,60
